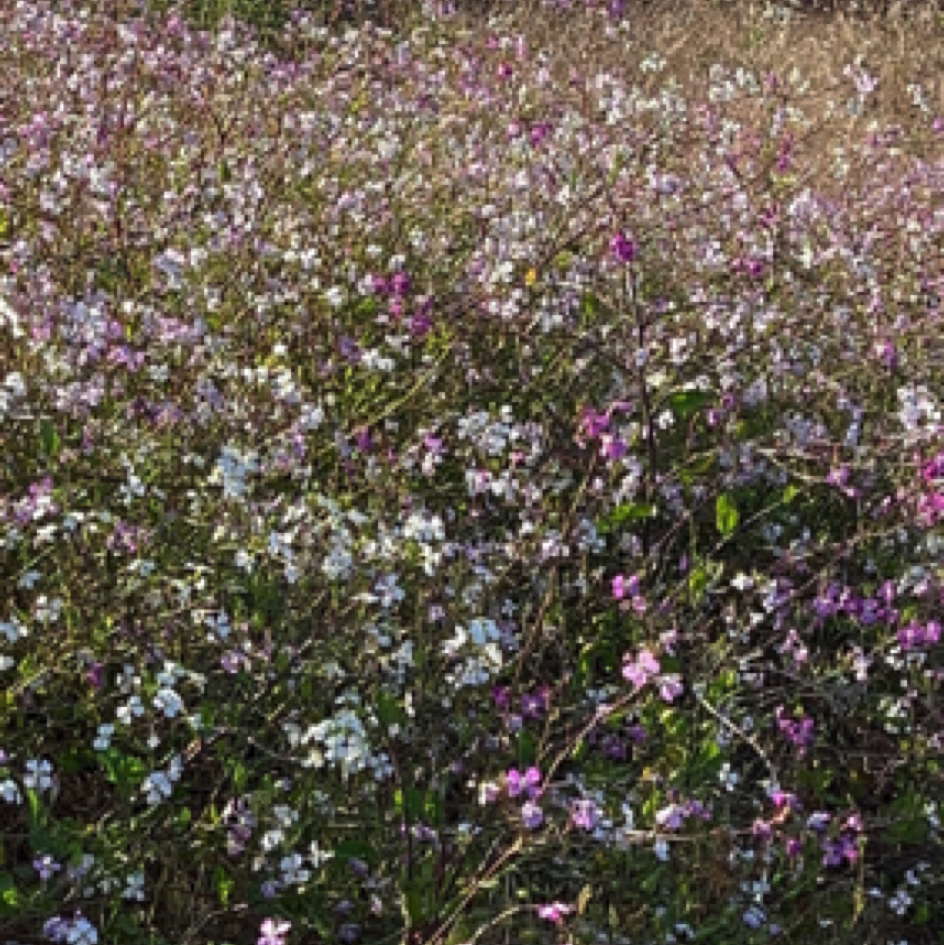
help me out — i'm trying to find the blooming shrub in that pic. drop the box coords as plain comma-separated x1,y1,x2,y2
0,0,942,943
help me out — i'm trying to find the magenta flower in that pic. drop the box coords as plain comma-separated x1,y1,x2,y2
537,902,573,924
523,766,542,798
391,271,411,296
610,231,637,263
612,573,640,600
506,768,524,797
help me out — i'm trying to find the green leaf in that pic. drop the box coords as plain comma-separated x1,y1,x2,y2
40,420,60,457
376,690,403,729
715,493,739,538
783,483,800,505
406,787,424,820
516,730,536,767
215,866,233,906
424,790,444,827
688,566,707,605
667,390,712,421
0,871,18,914
335,839,376,865
597,502,656,534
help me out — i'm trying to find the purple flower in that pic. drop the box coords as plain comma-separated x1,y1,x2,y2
521,689,548,719
85,661,104,690
571,798,600,831
610,231,637,263
521,800,544,830
371,275,388,296
752,818,772,840
34,854,61,882
655,803,685,831
658,674,684,703
43,916,69,943
391,272,411,297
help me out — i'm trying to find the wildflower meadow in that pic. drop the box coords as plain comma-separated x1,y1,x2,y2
0,0,942,943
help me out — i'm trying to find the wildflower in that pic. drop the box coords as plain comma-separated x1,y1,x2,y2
478,781,500,806
24,758,55,792
34,853,61,882
572,798,600,831
719,762,739,792
622,648,660,690
537,902,573,924
258,918,291,945
612,573,640,600
658,674,684,703
610,231,636,263
521,800,544,830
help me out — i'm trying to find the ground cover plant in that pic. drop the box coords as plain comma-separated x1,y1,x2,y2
1,0,943,942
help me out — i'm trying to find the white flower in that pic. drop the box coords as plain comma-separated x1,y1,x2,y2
122,872,145,900
67,916,99,945
0,293,23,337
24,758,55,792
308,841,335,867
93,725,114,752
888,888,912,915
325,286,346,308
153,688,184,719
653,838,670,861
116,695,145,726
731,572,753,591
280,853,311,885
143,771,174,805
35,595,63,624
719,762,740,792
1,778,23,804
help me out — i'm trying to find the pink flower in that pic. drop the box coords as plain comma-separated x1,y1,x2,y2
658,674,684,703
537,902,573,924
637,649,660,675
258,918,291,945
612,573,640,600
506,768,524,798
622,648,660,690
571,798,599,831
